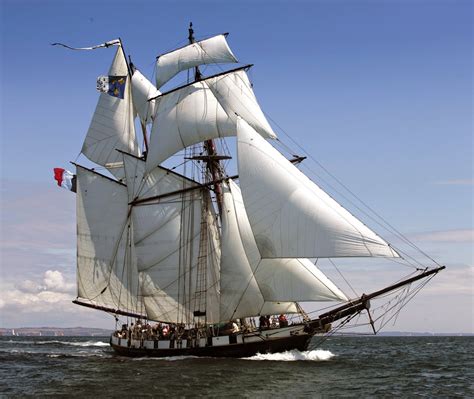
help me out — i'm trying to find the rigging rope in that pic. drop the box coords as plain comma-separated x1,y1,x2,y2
328,258,359,298
272,130,440,268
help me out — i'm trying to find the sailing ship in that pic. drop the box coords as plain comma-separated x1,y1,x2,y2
54,25,444,358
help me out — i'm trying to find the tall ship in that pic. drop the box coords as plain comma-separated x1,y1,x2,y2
53,25,444,357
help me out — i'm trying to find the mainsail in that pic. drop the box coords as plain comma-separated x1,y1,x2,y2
122,154,221,323
75,165,143,315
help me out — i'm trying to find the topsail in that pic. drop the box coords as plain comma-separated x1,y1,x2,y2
81,45,140,178
155,34,237,88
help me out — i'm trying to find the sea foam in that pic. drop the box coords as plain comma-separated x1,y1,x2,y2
243,349,335,361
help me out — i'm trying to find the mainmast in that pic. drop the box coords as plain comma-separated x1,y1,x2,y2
188,22,225,215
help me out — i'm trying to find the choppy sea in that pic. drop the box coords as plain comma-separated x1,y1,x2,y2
0,335,472,397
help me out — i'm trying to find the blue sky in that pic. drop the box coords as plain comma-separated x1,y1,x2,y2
1,0,472,332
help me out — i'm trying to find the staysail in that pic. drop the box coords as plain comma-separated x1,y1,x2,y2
227,179,348,303
206,69,277,140
236,118,400,259
220,183,266,320
218,178,348,321
155,34,237,88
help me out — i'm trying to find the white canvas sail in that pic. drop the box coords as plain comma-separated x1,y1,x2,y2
81,46,140,179
228,179,348,303
206,69,277,140
155,34,237,88
131,69,161,125
255,259,348,302
220,184,265,320
75,166,142,314
122,154,220,323
145,81,235,171
261,302,298,315
236,118,399,259
139,193,221,324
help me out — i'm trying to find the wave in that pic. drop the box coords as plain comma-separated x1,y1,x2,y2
45,352,111,359
243,349,335,361
133,355,200,361
5,340,109,347
56,340,109,347
1,349,111,358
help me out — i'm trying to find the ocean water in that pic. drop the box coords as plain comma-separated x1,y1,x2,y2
0,335,472,397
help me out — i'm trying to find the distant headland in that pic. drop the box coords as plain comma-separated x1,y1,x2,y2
0,327,112,337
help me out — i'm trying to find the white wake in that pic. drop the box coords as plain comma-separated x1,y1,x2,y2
35,340,109,347
243,349,335,361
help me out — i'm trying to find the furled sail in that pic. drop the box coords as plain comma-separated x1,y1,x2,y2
75,165,143,314
131,68,161,125
155,34,237,88
228,179,348,303
145,81,235,171
236,118,400,259
122,154,220,323
206,69,277,140
81,46,140,179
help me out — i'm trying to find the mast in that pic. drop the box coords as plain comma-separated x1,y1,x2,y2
125,48,149,155
188,22,224,215
186,23,226,325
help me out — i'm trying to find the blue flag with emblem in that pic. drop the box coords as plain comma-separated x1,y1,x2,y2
108,76,126,99
96,75,126,99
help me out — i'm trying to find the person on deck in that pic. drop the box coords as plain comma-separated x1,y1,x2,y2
259,315,266,330
278,314,288,327
231,321,240,334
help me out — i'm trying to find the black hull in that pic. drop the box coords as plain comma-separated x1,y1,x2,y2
111,333,312,358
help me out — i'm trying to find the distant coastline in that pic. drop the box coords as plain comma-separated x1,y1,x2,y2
0,327,472,337
334,331,474,337
0,327,112,337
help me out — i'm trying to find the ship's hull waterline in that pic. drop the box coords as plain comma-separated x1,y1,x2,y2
110,324,314,358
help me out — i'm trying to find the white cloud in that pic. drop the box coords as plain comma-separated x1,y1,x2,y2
2,270,76,313
0,288,71,311
16,280,42,294
43,270,75,293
